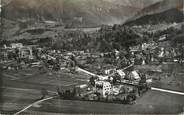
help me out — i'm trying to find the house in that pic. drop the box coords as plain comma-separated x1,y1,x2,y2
95,81,112,98
104,68,116,75
0,48,9,62
10,43,23,49
112,85,121,95
130,45,141,51
158,47,165,58
116,69,126,78
0,48,16,61
19,46,33,59
126,70,140,81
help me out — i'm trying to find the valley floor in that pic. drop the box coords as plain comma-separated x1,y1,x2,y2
0,63,184,114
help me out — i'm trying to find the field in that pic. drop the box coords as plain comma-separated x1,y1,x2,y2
26,90,184,114
0,63,184,114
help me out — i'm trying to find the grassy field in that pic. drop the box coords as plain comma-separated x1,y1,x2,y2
0,67,89,114
136,63,184,92
26,90,184,114
1,63,184,114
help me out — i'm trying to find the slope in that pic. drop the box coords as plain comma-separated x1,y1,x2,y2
1,0,161,27
125,0,183,25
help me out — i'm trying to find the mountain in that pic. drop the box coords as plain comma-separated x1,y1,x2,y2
1,0,162,27
102,0,162,9
125,8,184,25
131,0,183,20
125,0,184,25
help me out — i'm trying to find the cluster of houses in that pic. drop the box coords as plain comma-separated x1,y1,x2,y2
2,42,174,104
0,43,103,71
0,43,65,70
1,40,183,72
0,43,34,62
57,61,150,104
128,41,183,65
1,42,151,104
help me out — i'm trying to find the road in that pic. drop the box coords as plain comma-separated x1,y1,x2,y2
151,87,184,96
65,27,101,33
14,96,57,115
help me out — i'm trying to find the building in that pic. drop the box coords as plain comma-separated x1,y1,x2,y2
95,81,111,98
126,70,140,81
19,46,33,59
104,68,116,75
0,48,9,62
10,43,23,49
116,69,126,78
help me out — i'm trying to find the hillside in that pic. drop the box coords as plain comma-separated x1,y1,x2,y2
125,8,184,25
125,0,183,25
1,0,161,27
131,0,183,21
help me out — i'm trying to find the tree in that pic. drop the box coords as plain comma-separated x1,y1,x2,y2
89,76,96,86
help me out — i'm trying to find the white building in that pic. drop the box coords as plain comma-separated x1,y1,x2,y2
104,68,116,75
128,70,140,81
117,69,126,78
19,46,33,59
158,47,165,58
95,81,111,98
10,43,23,49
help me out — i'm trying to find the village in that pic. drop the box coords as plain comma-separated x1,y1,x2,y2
1,39,183,71
1,39,184,107
1,0,184,114
1,22,184,113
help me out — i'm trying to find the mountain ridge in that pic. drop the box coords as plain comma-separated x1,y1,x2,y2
2,0,162,27
125,8,184,26
126,0,183,23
